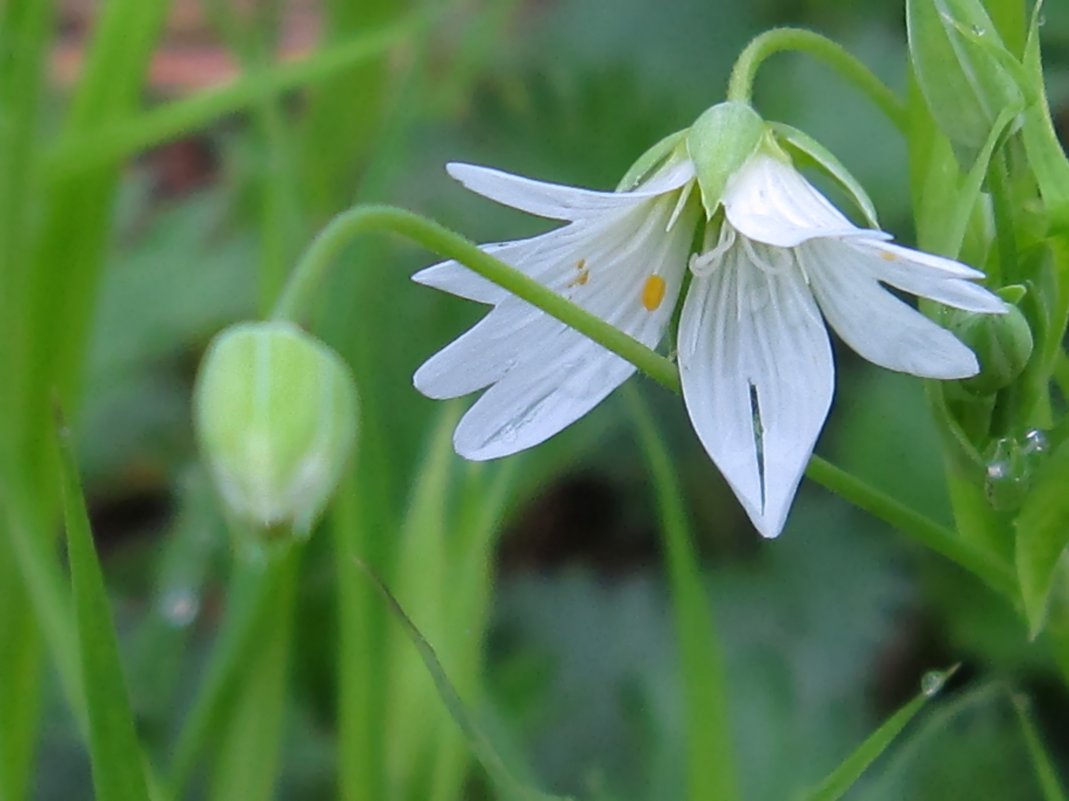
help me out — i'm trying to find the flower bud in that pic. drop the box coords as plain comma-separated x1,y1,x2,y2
907,0,1023,163
686,101,766,218
943,299,1033,396
193,321,358,538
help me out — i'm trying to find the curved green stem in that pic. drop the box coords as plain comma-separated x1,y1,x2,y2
726,27,908,133
806,456,1015,598
272,205,681,391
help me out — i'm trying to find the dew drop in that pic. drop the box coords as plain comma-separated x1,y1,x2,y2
970,24,986,36
1021,428,1050,456
160,587,200,628
1038,14,1047,27
984,437,1031,510
921,670,948,697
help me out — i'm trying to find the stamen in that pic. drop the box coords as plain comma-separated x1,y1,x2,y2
666,183,693,232
641,275,667,311
690,224,736,277
741,237,786,275
567,258,591,288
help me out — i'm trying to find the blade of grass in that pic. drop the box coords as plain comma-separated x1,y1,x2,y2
207,550,299,801
55,418,151,801
428,460,519,801
1011,692,1069,801
0,2,57,795
43,15,428,180
802,666,957,801
625,386,738,801
355,559,573,801
332,465,387,801
166,554,288,797
384,406,459,796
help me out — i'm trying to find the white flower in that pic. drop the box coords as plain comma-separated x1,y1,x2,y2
413,159,698,459
678,151,1005,537
414,145,1004,541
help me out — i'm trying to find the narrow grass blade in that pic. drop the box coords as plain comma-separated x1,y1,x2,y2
167,555,287,796
44,15,426,180
625,386,738,801
1012,693,1069,801
207,551,299,801
55,419,151,801
355,560,573,801
803,666,957,801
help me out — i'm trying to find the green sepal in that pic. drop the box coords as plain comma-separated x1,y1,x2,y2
686,101,765,218
906,0,1023,165
617,128,687,192
769,121,879,228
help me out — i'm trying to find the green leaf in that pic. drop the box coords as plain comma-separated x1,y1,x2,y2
1011,692,1069,801
1020,7,1069,232
906,0,1023,164
625,386,738,801
616,129,687,191
1015,439,1069,637
803,666,957,801
56,420,151,801
770,122,879,228
357,559,573,801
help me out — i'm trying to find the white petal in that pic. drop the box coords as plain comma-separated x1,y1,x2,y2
447,160,692,221
413,303,551,398
848,240,1006,313
416,193,699,456
453,335,634,460
801,239,981,378
679,241,833,538
413,241,521,305
723,153,881,247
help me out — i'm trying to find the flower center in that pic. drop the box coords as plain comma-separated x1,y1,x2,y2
642,275,667,311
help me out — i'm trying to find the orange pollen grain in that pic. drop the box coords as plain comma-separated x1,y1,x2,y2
642,275,667,311
879,250,897,261
576,271,589,286
576,258,587,270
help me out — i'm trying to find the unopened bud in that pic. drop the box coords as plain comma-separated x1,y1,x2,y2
944,299,1033,396
193,321,358,538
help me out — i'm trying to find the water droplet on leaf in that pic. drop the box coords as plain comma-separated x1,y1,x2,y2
160,587,200,628
921,670,948,697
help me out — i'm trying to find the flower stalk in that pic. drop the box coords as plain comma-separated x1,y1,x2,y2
726,27,908,132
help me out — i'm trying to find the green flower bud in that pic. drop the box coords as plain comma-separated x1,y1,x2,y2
193,321,358,538
943,299,1033,396
686,101,765,218
907,0,1023,164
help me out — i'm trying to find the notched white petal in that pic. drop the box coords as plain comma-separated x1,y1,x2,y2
802,240,981,379
452,340,634,460
447,161,691,221
679,242,833,538
851,240,1006,314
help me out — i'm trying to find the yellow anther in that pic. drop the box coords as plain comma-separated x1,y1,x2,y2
642,275,667,311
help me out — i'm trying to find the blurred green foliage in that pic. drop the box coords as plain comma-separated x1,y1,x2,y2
3,0,1069,798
